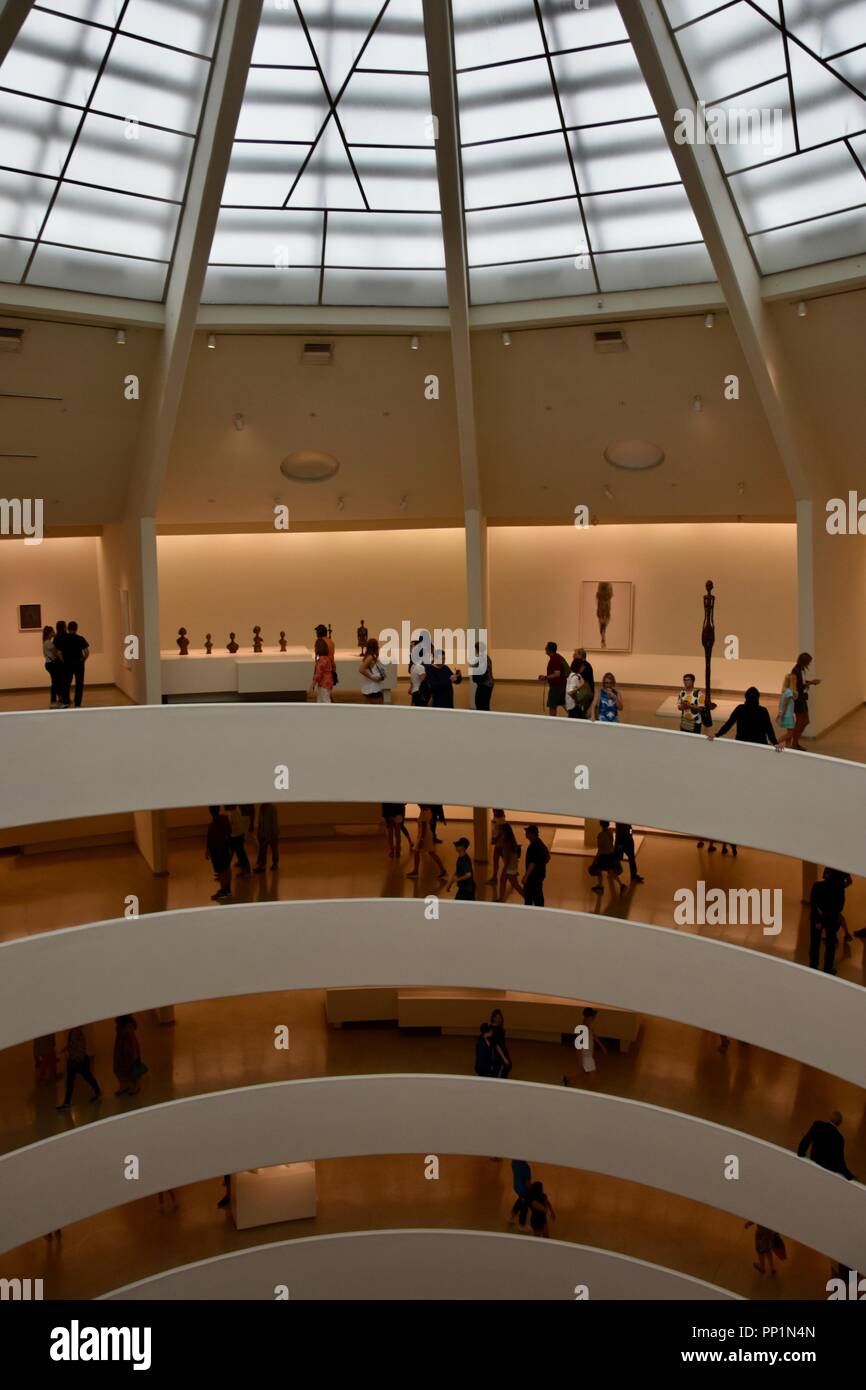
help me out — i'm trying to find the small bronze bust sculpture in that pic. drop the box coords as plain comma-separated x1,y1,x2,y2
357,618,368,655
177,626,190,656
252,625,263,653
227,632,239,654
204,633,213,654
278,631,288,652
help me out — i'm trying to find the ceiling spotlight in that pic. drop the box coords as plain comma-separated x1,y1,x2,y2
502,331,512,347
410,335,419,350
336,495,346,512
233,413,245,431
692,395,703,413
602,484,614,501
207,333,216,349
797,301,807,317
115,327,126,345
704,313,714,328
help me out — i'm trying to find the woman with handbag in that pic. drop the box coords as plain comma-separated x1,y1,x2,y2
113,1014,147,1097
790,652,821,749
359,638,387,703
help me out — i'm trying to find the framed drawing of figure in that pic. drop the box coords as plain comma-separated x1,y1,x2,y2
579,581,633,653
18,603,42,632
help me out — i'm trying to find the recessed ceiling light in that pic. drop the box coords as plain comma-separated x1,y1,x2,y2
207,333,216,348
115,328,126,345
502,331,512,346
604,439,665,471
704,313,714,328
280,450,340,483
692,395,703,412
410,335,419,350
797,301,807,317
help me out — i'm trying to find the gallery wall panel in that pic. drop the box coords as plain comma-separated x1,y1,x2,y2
101,1229,740,1301
1,900,864,1087
2,1076,863,1267
1,705,863,873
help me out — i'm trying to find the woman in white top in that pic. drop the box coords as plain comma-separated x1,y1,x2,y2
359,638,387,703
42,625,62,708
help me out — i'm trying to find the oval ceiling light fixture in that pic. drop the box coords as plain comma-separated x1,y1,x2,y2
603,439,665,472
280,450,340,483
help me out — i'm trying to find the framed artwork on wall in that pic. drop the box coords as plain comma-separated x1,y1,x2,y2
18,603,42,632
579,581,633,653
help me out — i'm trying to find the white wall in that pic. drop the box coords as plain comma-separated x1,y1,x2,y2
798,501,866,736
0,537,109,688
103,1230,739,1302
3,1076,864,1266
156,529,469,653
98,517,161,703
3,900,864,1085
2,706,862,872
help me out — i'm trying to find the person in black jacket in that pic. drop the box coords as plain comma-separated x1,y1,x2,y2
706,687,780,747
809,878,842,974
474,1023,498,1078
797,1112,855,1179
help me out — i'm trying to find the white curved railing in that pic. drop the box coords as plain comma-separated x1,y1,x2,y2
2,900,864,1087
1,706,863,873
101,1229,741,1302
2,1076,864,1268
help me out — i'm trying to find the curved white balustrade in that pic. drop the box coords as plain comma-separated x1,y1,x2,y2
2,900,864,1087
101,1229,741,1301
1,705,863,872
1,1075,864,1268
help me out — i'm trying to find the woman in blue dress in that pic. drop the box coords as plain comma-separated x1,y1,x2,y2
592,672,623,722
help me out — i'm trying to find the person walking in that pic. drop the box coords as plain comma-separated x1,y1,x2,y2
808,876,842,974
744,1221,782,1276
60,620,89,708
52,619,71,707
490,1008,512,1078
254,802,280,872
614,821,644,884
776,673,797,747
509,1159,532,1227
521,825,550,906
797,1112,855,1179
311,635,335,703
592,672,623,722
790,652,821,748
526,1180,556,1237
497,821,523,902
486,808,508,886
206,805,233,901
589,820,625,895
706,686,779,746
42,625,64,708
565,656,591,718
448,836,476,900
382,803,412,858
406,804,447,879
677,672,704,733
425,650,462,708
409,642,430,706
563,1007,607,1086
429,804,447,843
472,642,495,711
474,1022,498,1077
575,648,595,711
359,638,387,703
539,641,569,716
225,804,251,876
113,1015,145,1097
56,1026,102,1109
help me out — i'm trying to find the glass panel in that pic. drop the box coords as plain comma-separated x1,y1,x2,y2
351,145,440,211
552,45,656,126
788,42,866,149
358,0,429,71
43,181,180,259
209,208,323,265
469,255,594,304
462,132,575,210
583,183,702,251
568,118,680,192
706,78,794,173
675,4,785,102
26,242,169,297
829,48,866,102
92,34,211,133
221,143,309,207
453,0,541,70
301,0,386,93
0,237,32,282
0,169,55,238
596,243,715,290
0,91,79,177
466,200,584,264
234,68,328,143
457,59,560,144
338,71,433,144
326,211,444,267
753,0,863,67
287,119,366,208
66,112,194,200
663,0,733,28
323,266,448,305
750,205,866,272
251,6,312,66
121,0,224,57
45,1,123,24
538,0,628,50
0,8,109,104
202,264,321,304
729,141,866,231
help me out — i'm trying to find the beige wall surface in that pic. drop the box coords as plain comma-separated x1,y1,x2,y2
0,536,108,687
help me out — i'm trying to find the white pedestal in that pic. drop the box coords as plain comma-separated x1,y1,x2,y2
230,1162,317,1230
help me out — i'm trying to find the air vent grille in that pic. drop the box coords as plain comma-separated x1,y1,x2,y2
301,340,333,365
593,328,627,354
0,327,23,353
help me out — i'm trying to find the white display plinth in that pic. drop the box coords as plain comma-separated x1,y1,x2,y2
160,646,396,700
230,1161,317,1230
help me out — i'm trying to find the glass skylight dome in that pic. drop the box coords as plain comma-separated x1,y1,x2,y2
1,0,864,308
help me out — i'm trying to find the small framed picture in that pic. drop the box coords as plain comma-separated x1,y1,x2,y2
18,603,42,632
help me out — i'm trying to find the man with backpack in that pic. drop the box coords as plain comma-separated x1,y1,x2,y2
521,825,550,907
539,641,570,716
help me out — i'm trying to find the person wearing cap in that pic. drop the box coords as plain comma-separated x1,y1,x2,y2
448,836,476,900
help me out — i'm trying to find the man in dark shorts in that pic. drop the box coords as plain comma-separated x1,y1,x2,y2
521,824,550,906
57,620,89,707
449,836,476,900
539,641,569,716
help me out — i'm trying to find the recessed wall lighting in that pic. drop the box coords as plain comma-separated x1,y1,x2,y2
692,395,703,412
207,333,216,349
704,313,714,328
502,331,512,346
410,335,419,350
602,484,614,501
115,328,126,345
797,301,807,317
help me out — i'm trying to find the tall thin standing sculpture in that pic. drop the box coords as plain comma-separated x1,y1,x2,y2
701,580,715,726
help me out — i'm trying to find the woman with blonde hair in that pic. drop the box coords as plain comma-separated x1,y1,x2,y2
776,672,797,747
